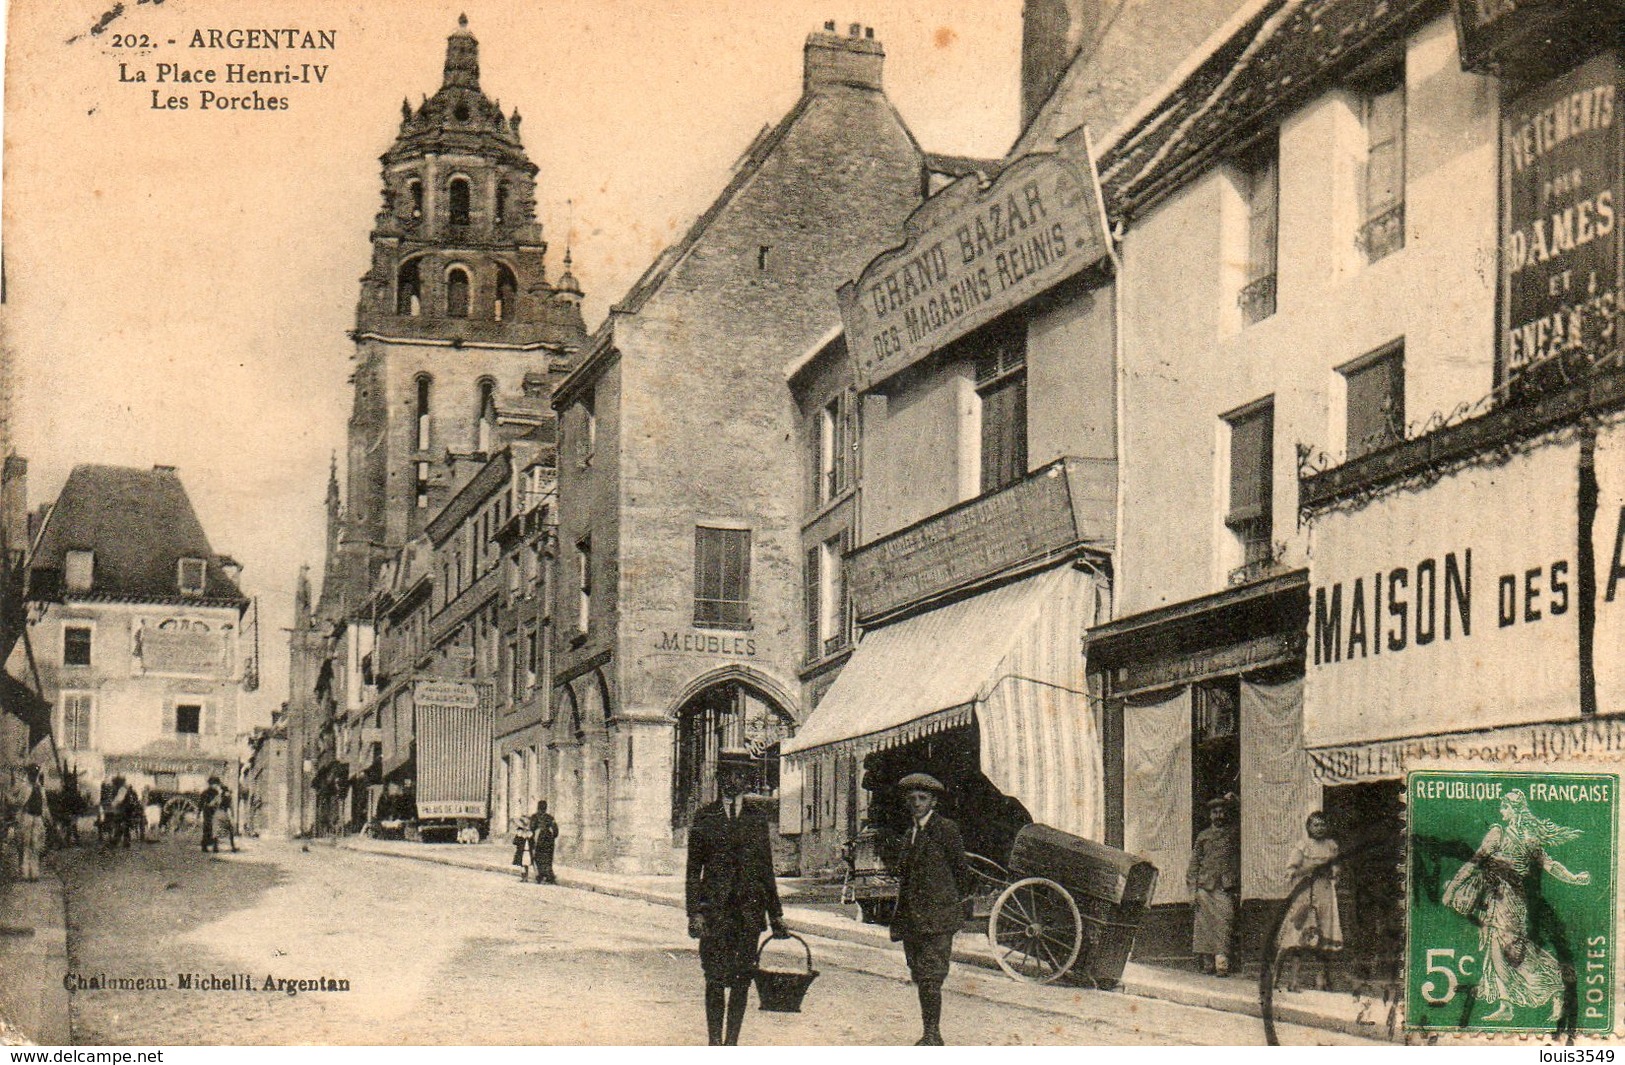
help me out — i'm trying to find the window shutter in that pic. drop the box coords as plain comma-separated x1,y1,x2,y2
805,546,821,660
162,703,177,734
837,529,851,643
205,704,219,735
832,393,848,493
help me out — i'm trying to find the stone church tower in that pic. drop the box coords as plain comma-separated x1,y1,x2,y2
340,15,585,598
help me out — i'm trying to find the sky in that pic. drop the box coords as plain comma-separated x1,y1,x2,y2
2,0,1023,727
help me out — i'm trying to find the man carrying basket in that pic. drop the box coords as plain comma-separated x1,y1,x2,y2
685,748,788,1046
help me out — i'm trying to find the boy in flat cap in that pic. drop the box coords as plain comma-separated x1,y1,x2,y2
891,772,970,1045
685,749,788,1045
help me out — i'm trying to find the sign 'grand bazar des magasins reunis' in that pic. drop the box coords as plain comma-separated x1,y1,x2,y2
838,135,1112,392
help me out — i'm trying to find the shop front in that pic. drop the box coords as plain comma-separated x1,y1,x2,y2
783,559,1108,870
1086,571,1317,966
1299,410,1625,976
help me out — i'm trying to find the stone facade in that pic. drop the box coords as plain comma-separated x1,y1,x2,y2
550,24,930,874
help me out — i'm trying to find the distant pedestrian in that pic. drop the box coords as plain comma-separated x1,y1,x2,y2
9,766,47,881
528,800,559,884
1189,794,1241,977
889,772,970,1046
121,783,145,844
201,777,235,853
108,776,135,849
685,749,787,1046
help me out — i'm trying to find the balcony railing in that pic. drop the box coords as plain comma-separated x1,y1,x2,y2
1358,203,1405,263
1238,273,1277,325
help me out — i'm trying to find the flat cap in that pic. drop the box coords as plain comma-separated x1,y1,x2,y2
897,772,945,794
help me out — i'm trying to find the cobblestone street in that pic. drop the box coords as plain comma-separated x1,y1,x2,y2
38,836,1375,1046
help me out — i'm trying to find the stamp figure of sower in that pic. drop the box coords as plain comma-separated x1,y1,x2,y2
1442,789,1591,1023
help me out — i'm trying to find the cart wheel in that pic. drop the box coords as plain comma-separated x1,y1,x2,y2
163,796,202,837
987,876,1082,983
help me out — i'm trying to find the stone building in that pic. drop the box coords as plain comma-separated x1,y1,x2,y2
14,464,251,800
549,23,935,874
1081,0,1625,972
290,17,584,836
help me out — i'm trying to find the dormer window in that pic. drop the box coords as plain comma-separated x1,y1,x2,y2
65,550,94,593
178,558,208,596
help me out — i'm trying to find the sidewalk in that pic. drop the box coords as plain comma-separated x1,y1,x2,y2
335,835,1398,1042
0,866,71,1046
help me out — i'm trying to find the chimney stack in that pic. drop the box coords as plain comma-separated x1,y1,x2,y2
804,21,884,93
1021,0,1098,129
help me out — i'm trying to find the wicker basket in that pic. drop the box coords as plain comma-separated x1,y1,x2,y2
754,932,818,1012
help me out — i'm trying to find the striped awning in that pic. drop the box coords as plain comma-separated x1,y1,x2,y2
784,564,1104,839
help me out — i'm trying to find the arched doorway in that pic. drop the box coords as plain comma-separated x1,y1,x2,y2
671,679,794,831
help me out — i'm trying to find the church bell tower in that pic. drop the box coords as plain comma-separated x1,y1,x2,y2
341,15,585,594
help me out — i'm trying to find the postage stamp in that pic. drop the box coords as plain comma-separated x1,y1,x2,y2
1407,771,1617,1034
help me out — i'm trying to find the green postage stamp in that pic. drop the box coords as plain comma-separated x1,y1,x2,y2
1408,771,1617,1033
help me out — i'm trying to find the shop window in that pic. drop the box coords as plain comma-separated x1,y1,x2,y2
63,626,92,667
446,266,471,319
178,558,208,595
1343,343,1405,459
415,374,433,450
1359,66,1406,263
396,260,422,317
694,526,751,629
1238,135,1279,324
448,177,471,227
1225,398,1275,574
975,323,1028,494
60,693,92,750
65,550,94,593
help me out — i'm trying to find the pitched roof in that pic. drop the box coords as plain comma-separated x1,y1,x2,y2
1096,0,1434,220
29,464,247,607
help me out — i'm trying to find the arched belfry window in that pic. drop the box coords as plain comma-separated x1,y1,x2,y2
495,183,509,227
476,378,497,453
449,177,471,227
446,266,471,319
415,374,433,450
396,260,422,317
495,264,518,322
407,178,423,221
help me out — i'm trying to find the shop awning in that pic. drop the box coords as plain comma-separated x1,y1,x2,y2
784,565,1103,838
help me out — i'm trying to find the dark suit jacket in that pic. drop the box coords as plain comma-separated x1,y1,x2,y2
685,799,783,932
894,812,971,938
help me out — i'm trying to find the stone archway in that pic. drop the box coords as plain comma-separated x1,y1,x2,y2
670,672,795,832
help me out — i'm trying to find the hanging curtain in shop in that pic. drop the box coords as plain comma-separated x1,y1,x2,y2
1240,674,1321,900
1123,687,1191,904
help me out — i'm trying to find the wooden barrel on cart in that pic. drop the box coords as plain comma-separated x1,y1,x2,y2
1006,824,1159,989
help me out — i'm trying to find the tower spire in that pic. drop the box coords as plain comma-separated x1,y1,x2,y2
443,14,479,90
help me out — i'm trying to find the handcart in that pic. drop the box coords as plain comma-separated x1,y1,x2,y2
977,823,1159,987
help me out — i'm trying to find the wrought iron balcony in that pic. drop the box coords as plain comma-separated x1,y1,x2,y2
1238,273,1277,324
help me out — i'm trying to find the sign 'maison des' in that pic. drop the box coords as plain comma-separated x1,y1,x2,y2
1303,441,1585,748
839,147,1110,392
1499,51,1624,393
